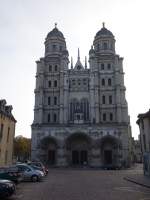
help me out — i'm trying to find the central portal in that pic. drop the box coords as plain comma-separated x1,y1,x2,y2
72,150,88,165
104,150,112,165
66,133,91,166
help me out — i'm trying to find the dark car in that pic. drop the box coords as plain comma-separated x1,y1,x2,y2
28,161,48,175
0,179,16,198
0,167,23,183
101,164,122,170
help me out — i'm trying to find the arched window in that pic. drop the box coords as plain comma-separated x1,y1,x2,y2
110,113,113,121
49,65,52,72
109,95,112,104
55,65,58,71
54,97,57,105
53,113,57,123
54,80,57,87
102,79,105,86
48,80,51,88
103,113,106,121
48,97,51,105
52,45,56,51
102,95,105,104
78,79,81,85
101,63,104,70
48,114,50,122
97,44,99,51
107,63,111,70
72,79,75,85
108,78,112,86
69,98,89,122
103,42,108,50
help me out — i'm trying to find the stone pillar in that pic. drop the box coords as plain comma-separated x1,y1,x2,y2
56,140,67,167
59,55,69,124
63,73,69,123
90,73,95,123
94,71,100,123
90,148,101,167
35,59,44,124
59,72,64,124
115,57,122,123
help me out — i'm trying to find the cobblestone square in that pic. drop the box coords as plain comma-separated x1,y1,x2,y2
11,165,150,200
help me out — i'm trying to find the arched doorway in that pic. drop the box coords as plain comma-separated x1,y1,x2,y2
40,137,57,165
99,136,121,167
66,133,91,166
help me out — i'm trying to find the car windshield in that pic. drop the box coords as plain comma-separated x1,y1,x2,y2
17,165,32,172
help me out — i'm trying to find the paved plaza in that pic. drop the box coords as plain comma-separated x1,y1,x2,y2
11,165,150,200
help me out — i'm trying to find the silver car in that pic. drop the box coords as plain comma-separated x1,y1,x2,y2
15,164,44,182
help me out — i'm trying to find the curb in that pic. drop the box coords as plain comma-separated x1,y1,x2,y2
124,177,150,188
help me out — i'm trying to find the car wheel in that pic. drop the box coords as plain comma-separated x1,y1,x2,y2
31,175,38,182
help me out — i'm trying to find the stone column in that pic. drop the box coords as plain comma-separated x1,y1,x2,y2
90,72,95,123
63,72,69,123
56,140,67,167
94,71,100,123
59,72,64,124
35,60,44,124
115,56,122,123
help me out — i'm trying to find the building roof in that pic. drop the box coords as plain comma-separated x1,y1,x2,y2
137,109,150,124
0,99,16,122
95,23,114,38
46,23,64,39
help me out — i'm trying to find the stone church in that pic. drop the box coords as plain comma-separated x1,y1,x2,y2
31,23,132,168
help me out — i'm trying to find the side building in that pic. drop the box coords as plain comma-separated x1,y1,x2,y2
137,110,150,154
137,110,150,175
133,139,142,163
0,99,16,167
32,23,132,168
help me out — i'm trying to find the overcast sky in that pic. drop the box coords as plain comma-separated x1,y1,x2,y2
0,0,150,139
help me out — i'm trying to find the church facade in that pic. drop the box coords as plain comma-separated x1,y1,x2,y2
31,23,132,168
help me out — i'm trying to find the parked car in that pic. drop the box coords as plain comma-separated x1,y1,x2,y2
101,164,122,170
27,164,46,176
0,179,16,198
0,167,23,183
28,161,48,175
15,164,44,182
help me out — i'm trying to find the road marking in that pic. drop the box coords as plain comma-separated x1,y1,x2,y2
114,187,150,195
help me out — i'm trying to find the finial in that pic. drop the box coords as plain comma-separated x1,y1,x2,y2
85,56,87,69
55,22,57,28
78,48,80,60
71,57,73,69
102,22,105,28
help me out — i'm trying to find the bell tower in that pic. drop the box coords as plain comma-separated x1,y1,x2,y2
34,24,69,126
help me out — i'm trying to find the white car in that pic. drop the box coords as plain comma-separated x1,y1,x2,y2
15,164,44,182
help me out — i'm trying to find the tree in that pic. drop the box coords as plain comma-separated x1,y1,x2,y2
14,135,31,162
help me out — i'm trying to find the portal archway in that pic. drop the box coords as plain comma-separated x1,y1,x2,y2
40,136,57,165
99,135,122,167
66,133,91,166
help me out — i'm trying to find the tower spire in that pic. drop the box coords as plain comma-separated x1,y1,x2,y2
85,56,87,69
71,57,73,69
78,48,80,60
55,22,57,28
102,22,105,28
